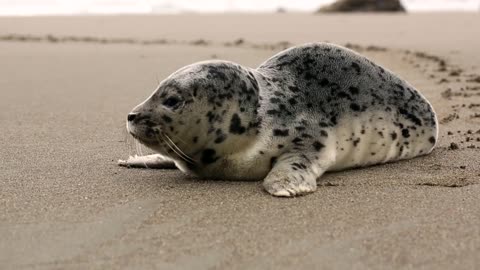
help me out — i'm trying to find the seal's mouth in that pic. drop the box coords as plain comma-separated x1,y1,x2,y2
128,122,197,166
126,109,198,165
126,111,158,142
128,126,161,146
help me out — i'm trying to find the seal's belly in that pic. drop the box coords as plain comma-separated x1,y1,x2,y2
328,110,437,171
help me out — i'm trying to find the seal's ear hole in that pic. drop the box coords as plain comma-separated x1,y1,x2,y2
162,96,184,110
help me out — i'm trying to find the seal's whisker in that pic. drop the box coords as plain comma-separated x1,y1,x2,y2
134,140,140,156
190,91,198,103
162,133,196,164
166,132,189,146
157,134,191,164
139,142,144,157
124,128,132,154
153,132,185,162
157,133,196,165
121,123,136,156
134,140,139,156
134,140,149,168
129,136,136,156
152,127,186,159
164,139,196,165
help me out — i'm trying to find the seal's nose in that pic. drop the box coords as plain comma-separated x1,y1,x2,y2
127,113,138,122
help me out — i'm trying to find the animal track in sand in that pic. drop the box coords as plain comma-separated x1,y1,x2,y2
440,113,459,124
417,180,474,188
0,33,295,51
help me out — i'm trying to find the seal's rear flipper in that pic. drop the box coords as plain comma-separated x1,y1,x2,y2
118,154,177,169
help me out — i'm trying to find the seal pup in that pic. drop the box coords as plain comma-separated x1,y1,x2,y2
119,43,438,197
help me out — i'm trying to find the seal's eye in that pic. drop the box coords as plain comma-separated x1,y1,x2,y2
162,96,181,108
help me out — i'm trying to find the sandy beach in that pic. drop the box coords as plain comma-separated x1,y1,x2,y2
0,13,479,269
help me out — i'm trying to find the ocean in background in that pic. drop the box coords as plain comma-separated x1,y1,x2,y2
0,0,479,16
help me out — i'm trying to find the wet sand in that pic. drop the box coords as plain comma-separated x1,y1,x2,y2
0,14,479,269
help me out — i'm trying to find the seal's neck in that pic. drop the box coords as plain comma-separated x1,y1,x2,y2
181,66,265,170
203,66,262,154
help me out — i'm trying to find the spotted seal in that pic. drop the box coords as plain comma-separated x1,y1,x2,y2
119,42,438,197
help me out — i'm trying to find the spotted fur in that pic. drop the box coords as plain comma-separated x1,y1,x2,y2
121,43,438,197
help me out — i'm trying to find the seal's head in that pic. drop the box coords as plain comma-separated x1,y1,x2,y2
127,61,261,168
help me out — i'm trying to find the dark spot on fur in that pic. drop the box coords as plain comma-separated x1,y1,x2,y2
270,97,281,103
270,157,278,167
201,149,219,164
288,98,297,106
429,136,436,144
229,113,246,134
330,116,337,125
273,129,289,137
312,141,324,151
292,162,307,170
267,109,280,116
353,138,361,147
144,120,156,128
206,111,215,123
348,86,360,95
351,62,361,74
395,83,405,91
145,127,155,138
402,129,410,138
214,134,226,144
162,115,172,123
350,103,361,111
304,72,315,81
288,86,300,92
292,137,303,145
319,78,330,87
399,108,422,126
391,132,397,140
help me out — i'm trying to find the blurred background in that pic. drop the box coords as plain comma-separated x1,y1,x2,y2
0,0,479,16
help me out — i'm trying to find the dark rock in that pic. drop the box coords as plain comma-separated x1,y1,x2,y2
317,0,406,13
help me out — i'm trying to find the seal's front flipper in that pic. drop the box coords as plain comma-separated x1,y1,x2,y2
263,152,333,197
118,154,177,169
